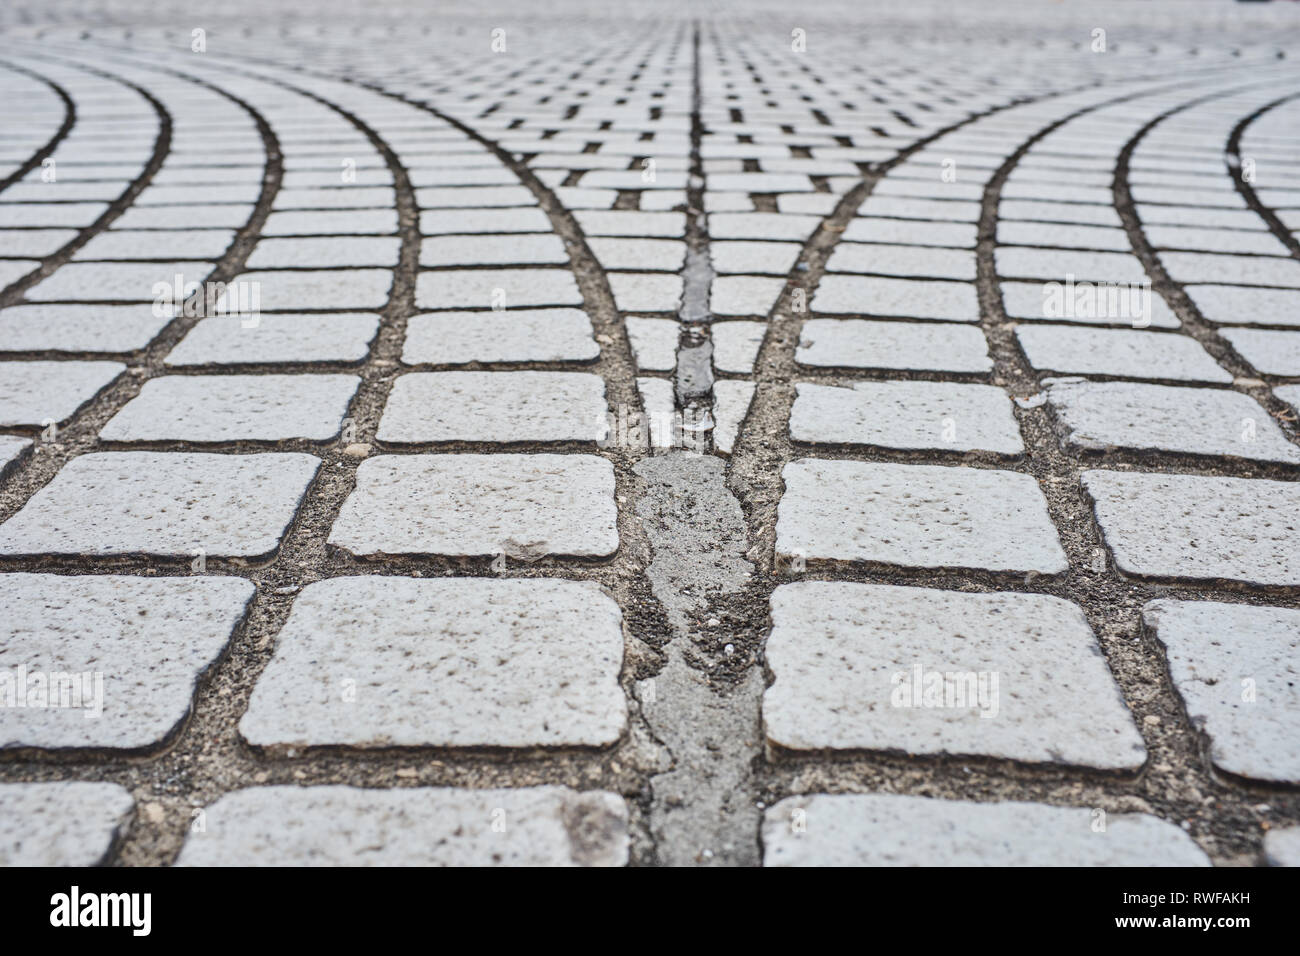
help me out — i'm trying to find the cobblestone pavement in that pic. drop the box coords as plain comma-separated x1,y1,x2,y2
1,0,1299,867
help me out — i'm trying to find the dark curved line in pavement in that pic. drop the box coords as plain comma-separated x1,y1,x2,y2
0,54,172,307
0,57,76,194
1225,89,1300,261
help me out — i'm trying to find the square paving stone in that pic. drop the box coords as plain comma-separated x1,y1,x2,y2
0,783,135,865
790,381,1023,454
231,269,392,310
1044,378,1300,464
328,454,617,558
710,276,786,316
245,237,401,269
420,234,568,267
1143,599,1300,783
1016,326,1232,383
24,261,214,302
0,435,32,480
762,794,1208,866
239,576,625,749
624,317,679,371
776,459,1066,573
796,319,993,373
0,361,124,425
812,275,979,321
995,247,1148,283
402,309,599,364
419,207,551,234
73,229,235,261
416,269,581,309
0,452,320,559
376,371,606,443
264,209,397,235
0,573,254,749
710,241,801,276
176,785,627,866
587,238,686,272
827,243,975,281
1222,328,1300,376
1265,827,1300,867
1184,285,1300,327
712,321,766,373
999,281,1178,328
606,273,683,313
842,218,976,248
1084,470,1300,585
165,313,379,365
100,374,360,442
764,582,1145,768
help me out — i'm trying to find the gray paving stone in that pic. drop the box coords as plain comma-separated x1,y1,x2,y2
1044,378,1300,463
74,229,235,261
416,185,534,208
328,454,617,558
996,221,1130,252
1185,285,1300,327
843,217,976,248
402,309,598,364
1143,600,1300,782
1265,827,1300,867
1145,225,1290,256
762,794,1209,866
827,243,975,281
712,380,755,456
776,459,1066,573
812,275,979,321
1276,385,1300,417
796,319,993,373
416,269,581,309
573,210,685,237
765,582,1144,767
101,374,360,442
606,273,683,312
998,199,1122,227
25,261,214,302
790,381,1023,454
0,434,31,480
0,573,254,748
376,371,606,443
624,316,678,371
711,321,766,373
0,452,319,558
709,212,819,241
1162,252,1300,288
419,207,551,234
166,313,379,365
240,576,625,749
0,360,124,425
587,238,686,272
420,233,568,267
710,276,786,316
0,782,135,866
176,785,627,866
1016,326,1232,383
233,269,392,310
0,228,78,257
999,281,1178,328
1084,470,1300,585
264,209,397,235
996,247,1148,283
1222,328,1300,376
710,241,801,276
246,237,401,269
